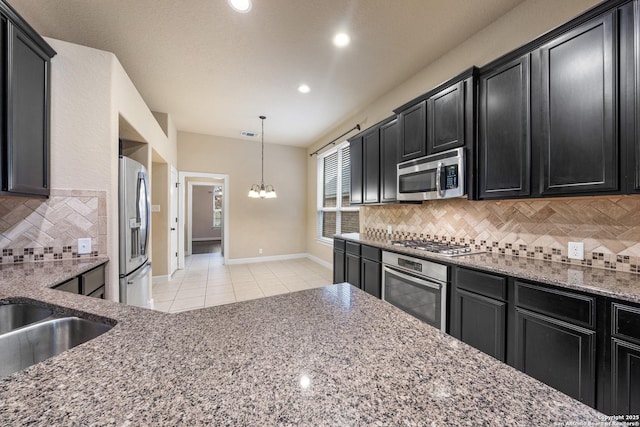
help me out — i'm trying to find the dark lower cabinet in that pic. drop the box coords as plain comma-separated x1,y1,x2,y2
532,10,617,196
360,245,381,299
453,289,506,361
478,54,530,199
52,263,106,300
515,308,596,407
345,242,361,288
611,339,640,415
333,248,345,284
451,267,507,361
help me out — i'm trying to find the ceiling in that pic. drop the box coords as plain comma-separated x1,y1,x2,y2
11,0,525,147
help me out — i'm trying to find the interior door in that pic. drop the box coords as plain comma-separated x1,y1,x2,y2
170,167,178,275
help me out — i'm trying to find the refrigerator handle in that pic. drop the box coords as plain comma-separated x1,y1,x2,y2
137,172,150,257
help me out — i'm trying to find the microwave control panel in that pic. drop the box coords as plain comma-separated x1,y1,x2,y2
444,165,458,189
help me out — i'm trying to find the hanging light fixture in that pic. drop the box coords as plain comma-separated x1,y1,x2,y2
248,115,277,199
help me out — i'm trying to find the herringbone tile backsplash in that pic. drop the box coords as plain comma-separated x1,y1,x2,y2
362,196,640,273
0,189,107,264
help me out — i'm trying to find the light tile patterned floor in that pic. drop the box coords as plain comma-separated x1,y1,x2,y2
152,253,333,313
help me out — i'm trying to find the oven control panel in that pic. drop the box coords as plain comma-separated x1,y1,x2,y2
398,258,423,273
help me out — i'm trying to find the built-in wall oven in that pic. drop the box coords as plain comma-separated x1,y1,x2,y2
382,251,447,331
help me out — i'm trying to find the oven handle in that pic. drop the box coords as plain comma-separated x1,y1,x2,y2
383,265,444,290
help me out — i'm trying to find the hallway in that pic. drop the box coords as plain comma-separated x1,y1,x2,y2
152,253,333,313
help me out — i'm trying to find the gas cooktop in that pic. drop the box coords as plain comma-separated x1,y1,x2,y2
389,239,484,257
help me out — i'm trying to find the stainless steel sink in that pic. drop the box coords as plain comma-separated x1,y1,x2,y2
0,316,112,377
0,303,54,334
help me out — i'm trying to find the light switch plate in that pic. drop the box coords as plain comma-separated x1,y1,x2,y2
78,238,92,255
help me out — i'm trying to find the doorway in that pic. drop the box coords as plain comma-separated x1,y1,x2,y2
177,171,230,269
189,182,224,255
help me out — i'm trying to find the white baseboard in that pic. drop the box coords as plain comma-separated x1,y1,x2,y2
225,252,333,269
226,253,308,265
306,254,332,270
152,275,169,284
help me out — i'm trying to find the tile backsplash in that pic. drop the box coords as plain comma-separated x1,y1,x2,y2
0,189,107,264
362,196,640,273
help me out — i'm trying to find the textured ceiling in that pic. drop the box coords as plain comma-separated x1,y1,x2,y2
11,0,525,146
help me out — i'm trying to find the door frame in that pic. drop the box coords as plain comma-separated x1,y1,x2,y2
169,166,179,276
178,171,229,268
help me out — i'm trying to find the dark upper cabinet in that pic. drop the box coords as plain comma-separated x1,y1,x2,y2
427,81,464,154
379,118,399,203
478,55,531,199
397,100,426,161
363,128,380,204
349,136,363,205
531,11,617,196
0,2,55,198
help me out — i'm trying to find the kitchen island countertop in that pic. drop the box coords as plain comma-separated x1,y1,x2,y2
0,258,603,425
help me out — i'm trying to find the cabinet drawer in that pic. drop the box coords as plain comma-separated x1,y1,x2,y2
361,245,381,262
455,267,507,301
346,241,361,255
81,265,105,296
53,277,79,294
515,281,595,329
612,302,640,344
334,238,346,251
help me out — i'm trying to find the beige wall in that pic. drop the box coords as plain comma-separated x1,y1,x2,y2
151,162,169,277
179,132,306,260
43,38,178,300
305,0,602,264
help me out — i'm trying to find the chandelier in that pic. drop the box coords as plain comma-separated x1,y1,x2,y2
248,115,277,199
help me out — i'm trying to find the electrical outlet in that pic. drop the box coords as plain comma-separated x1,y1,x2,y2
568,242,584,260
259,248,263,255
387,225,393,235
78,238,92,255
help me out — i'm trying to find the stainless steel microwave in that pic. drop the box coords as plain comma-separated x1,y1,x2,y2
396,147,465,201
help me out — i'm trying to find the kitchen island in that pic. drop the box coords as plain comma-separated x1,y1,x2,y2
0,259,604,425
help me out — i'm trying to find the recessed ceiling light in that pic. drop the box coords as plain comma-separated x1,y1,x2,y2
333,32,350,48
228,0,252,13
298,84,311,94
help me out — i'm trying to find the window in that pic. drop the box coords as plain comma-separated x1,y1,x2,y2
317,141,359,242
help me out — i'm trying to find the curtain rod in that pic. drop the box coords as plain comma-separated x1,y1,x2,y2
309,124,361,157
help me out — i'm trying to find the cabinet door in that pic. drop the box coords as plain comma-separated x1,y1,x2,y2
515,308,596,406
427,81,464,154
81,265,105,296
478,55,530,198
345,253,361,288
349,136,363,205
53,277,80,294
361,258,381,299
532,12,617,196
452,288,506,361
398,101,426,161
363,128,380,204
379,119,399,203
6,23,50,196
611,338,640,415
333,249,345,284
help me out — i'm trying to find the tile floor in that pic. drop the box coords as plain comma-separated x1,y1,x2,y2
152,253,333,313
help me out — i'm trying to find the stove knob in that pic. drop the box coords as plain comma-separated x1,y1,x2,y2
453,249,459,254
464,248,471,253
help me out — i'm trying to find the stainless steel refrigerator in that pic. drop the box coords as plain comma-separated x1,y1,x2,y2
119,156,153,308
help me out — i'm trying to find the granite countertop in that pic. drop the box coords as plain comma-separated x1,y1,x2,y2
0,259,604,425
337,233,640,304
